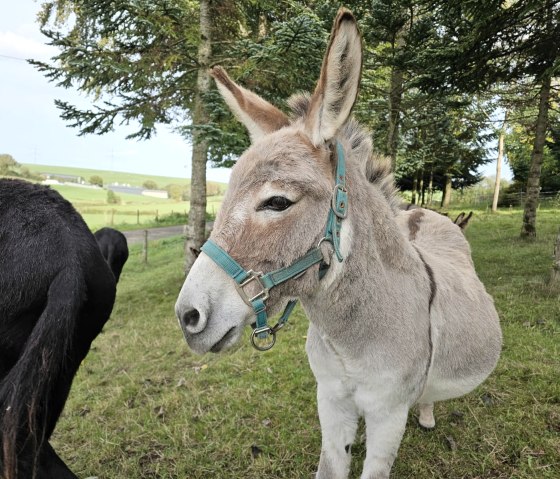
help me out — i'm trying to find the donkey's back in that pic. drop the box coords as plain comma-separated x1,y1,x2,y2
398,208,501,404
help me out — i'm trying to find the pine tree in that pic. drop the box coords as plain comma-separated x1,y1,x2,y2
413,0,560,236
32,0,329,270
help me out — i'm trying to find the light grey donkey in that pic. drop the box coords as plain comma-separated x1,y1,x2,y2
175,8,502,479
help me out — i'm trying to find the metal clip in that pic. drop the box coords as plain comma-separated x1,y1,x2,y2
235,270,269,307
270,320,286,334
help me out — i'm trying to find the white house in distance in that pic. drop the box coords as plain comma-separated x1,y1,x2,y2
39,172,85,184
108,183,169,199
142,189,168,199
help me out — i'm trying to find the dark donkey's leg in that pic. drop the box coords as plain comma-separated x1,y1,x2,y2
37,443,78,479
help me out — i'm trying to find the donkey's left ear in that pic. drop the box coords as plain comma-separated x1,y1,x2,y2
210,66,290,142
306,8,362,146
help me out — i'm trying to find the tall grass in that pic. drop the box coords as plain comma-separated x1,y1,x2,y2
51,209,559,478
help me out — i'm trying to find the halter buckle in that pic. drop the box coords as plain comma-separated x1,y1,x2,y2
250,327,276,351
235,270,270,307
332,184,348,219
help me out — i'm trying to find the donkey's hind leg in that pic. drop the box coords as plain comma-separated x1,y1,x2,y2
418,402,436,429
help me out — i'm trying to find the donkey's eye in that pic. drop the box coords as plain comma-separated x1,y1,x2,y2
258,196,293,212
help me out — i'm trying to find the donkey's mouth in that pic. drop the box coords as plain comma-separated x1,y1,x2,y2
210,327,236,353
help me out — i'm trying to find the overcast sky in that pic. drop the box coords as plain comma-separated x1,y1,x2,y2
0,2,233,183
1,3,510,184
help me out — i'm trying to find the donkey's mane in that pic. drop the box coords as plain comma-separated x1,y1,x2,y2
288,93,401,214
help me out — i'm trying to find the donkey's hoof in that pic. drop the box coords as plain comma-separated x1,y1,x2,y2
418,416,436,429
418,403,436,429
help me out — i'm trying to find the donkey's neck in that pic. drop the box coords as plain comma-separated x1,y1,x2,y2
300,166,427,354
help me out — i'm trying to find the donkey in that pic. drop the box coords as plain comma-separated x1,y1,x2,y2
175,9,501,479
94,227,129,282
0,179,116,479
453,211,474,232
401,204,474,234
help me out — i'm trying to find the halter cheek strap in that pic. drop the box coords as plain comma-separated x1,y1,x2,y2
201,141,348,351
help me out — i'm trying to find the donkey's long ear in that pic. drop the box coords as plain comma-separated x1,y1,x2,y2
210,66,290,142
306,8,362,146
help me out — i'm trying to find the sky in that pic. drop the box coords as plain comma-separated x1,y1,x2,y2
0,3,510,185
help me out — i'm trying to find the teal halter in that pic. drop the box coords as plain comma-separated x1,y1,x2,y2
201,141,348,351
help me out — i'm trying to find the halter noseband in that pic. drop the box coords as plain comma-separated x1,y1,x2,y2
201,141,348,351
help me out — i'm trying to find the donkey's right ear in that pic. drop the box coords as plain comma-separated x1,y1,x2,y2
305,8,362,146
210,66,290,142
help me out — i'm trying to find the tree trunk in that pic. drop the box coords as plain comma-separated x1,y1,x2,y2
419,169,425,206
492,112,507,213
185,0,212,272
520,74,551,238
411,174,418,205
550,227,560,284
441,172,452,208
386,34,405,171
428,167,434,206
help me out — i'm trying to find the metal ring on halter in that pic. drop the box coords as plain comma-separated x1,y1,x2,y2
250,327,276,351
317,236,333,249
317,237,335,262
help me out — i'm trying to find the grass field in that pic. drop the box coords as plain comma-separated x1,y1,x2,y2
50,208,559,478
30,182,223,230
17,164,226,229
48,184,224,230
22,163,196,188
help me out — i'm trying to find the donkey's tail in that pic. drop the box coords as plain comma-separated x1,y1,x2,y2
0,269,83,479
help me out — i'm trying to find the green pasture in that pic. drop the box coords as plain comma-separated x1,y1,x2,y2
51,209,559,478
46,184,224,230
13,164,227,229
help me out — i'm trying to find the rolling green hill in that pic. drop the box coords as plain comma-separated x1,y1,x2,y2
22,163,226,190
13,163,227,229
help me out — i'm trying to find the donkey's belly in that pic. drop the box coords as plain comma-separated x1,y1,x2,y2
418,370,491,404
419,309,501,404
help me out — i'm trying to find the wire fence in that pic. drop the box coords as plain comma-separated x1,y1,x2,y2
76,208,188,228
449,190,560,209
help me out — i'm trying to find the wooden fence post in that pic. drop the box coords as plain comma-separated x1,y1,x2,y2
142,230,148,264
550,227,560,284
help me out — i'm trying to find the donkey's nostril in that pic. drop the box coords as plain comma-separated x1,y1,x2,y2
181,308,200,328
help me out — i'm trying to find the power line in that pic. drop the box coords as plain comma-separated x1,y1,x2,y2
0,53,29,62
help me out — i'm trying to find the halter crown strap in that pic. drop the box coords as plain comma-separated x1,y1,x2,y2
323,141,348,262
200,141,348,350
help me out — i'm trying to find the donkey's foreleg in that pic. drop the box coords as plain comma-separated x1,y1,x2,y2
316,383,359,479
360,405,408,479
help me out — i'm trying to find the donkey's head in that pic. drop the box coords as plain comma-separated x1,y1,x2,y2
175,8,362,354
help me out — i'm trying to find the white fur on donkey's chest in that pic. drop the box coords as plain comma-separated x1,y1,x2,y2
306,327,410,413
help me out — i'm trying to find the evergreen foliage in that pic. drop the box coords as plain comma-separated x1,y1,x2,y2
32,1,559,232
